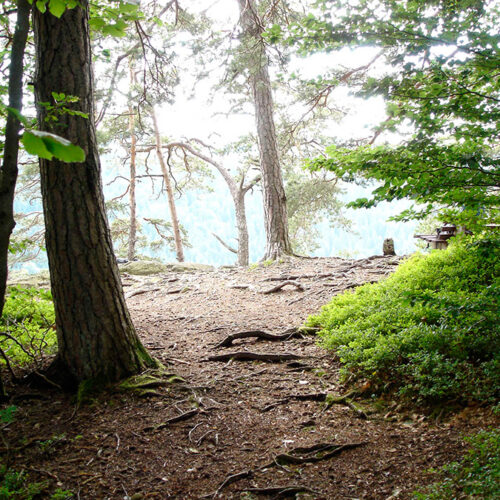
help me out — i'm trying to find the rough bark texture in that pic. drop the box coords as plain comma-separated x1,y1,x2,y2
33,1,156,383
0,0,30,315
151,108,185,262
237,0,292,260
127,60,138,261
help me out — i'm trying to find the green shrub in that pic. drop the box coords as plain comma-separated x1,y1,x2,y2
307,237,500,404
414,429,500,499
0,287,56,367
0,466,46,500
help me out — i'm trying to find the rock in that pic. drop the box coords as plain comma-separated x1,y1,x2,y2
7,270,51,289
119,260,170,276
383,238,396,256
169,262,214,273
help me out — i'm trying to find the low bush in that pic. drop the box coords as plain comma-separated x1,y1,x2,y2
414,429,500,499
307,237,500,404
0,286,56,369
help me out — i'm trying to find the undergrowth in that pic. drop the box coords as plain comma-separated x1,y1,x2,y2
0,286,56,369
413,428,500,499
307,237,500,404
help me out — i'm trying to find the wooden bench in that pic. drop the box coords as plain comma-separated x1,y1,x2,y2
414,224,457,249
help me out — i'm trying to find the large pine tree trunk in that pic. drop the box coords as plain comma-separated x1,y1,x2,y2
33,1,156,383
151,107,185,262
237,0,292,260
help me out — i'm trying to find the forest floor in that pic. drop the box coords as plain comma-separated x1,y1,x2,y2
2,256,497,499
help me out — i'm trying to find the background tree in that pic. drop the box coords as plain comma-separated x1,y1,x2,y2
281,0,500,228
33,0,157,384
0,0,30,316
236,0,292,260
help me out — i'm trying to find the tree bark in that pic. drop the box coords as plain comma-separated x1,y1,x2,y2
33,1,156,384
0,0,30,314
0,0,31,399
127,59,138,261
236,0,292,260
151,107,185,262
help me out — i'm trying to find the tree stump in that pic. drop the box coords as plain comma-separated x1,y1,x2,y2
383,238,396,256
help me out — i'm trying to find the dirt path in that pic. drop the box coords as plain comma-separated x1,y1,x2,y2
2,257,495,499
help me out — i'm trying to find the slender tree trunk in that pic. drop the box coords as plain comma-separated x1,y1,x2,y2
165,142,255,266
0,0,30,314
33,1,156,384
234,191,249,266
127,59,138,261
236,0,292,260
0,0,31,399
151,107,185,262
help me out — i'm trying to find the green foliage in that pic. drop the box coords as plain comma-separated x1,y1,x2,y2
282,0,500,228
0,466,46,500
414,429,500,499
0,287,56,367
0,465,73,499
21,130,85,163
0,405,17,424
307,237,500,404
29,0,79,18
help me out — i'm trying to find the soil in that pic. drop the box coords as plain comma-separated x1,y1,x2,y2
1,256,497,499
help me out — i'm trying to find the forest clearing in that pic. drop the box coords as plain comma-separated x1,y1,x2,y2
1,255,498,499
1,0,499,498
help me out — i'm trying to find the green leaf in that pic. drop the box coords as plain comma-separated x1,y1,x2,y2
22,130,85,162
43,136,85,162
21,131,53,159
35,0,47,13
5,107,29,126
48,0,66,17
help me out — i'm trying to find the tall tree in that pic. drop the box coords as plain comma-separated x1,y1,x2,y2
32,1,157,383
236,0,292,260
126,58,138,261
0,0,30,315
284,0,500,228
151,106,185,262
0,0,30,398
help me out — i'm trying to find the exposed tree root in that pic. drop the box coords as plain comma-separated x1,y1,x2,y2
206,470,253,498
214,328,301,348
206,352,302,363
264,441,366,468
261,281,305,294
243,485,320,497
125,286,160,299
261,390,368,418
143,408,199,432
119,370,184,397
205,440,366,497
